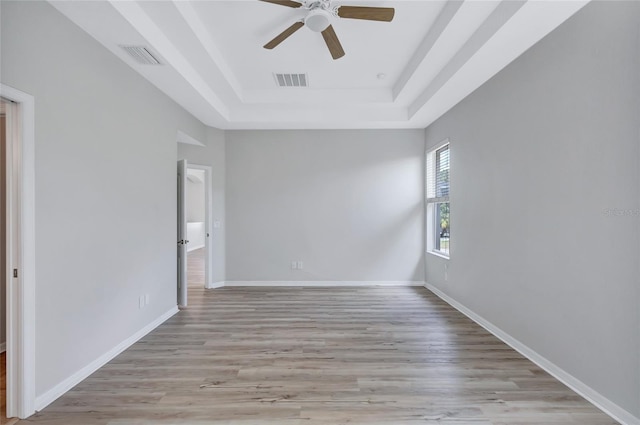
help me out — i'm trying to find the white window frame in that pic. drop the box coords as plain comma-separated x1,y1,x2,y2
425,139,450,259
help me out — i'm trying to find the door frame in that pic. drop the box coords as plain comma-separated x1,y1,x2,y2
185,164,213,289
1,84,36,419
177,159,188,307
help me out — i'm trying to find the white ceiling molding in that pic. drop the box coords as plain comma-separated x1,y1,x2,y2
410,0,590,127
392,0,502,108
172,0,245,101
392,0,463,100
232,104,409,128
108,0,231,119
408,0,527,117
49,0,591,130
243,88,393,104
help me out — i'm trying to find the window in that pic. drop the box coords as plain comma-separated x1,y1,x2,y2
426,141,450,257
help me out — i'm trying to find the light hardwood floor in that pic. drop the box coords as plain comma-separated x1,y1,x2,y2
18,286,617,424
187,248,205,287
3,249,205,425
1,351,6,419
1,350,18,425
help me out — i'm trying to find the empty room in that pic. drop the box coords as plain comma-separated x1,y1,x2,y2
1,0,639,424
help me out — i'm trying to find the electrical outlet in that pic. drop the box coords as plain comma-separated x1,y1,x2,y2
145,294,150,305
297,261,304,270
291,261,297,270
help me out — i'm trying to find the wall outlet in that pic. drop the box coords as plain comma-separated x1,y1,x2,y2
297,261,304,270
145,294,150,305
291,261,298,270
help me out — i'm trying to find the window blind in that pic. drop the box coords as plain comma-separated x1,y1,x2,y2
426,144,449,202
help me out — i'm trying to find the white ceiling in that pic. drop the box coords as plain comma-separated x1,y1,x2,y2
50,0,589,130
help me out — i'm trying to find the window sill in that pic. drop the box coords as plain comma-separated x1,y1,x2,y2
427,250,450,260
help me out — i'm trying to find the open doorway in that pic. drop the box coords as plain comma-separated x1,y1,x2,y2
186,168,206,288
177,160,213,305
1,84,36,421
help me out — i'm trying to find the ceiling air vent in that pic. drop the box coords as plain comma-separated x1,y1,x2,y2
120,45,162,65
274,73,308,88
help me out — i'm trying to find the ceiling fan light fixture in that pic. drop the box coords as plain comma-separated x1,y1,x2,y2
305,10,331,32
260,0,395,60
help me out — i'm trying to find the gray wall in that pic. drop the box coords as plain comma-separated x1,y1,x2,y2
225,130,425,282
1,1,206,397
424,1,640,417
178,128,226,284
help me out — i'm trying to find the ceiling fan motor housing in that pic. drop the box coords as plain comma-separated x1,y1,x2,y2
305,9,332,32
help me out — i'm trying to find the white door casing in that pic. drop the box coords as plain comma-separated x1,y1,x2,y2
177,159,188,307
1,84,36,419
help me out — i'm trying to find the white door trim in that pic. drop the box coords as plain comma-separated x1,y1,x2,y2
186,164,212,289
1,84,36,419
177,159,188,307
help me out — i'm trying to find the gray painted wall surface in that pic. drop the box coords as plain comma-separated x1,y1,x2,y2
1,1,206,396
424,1,640,416
178,127,226,284
225,130,425,282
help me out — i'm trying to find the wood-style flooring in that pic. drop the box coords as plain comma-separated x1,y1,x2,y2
187,248,205,287
3,351,21,425
1,351,6,420
18,286,617,424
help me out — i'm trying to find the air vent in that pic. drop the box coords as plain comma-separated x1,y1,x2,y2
120,45,162,65
274,73,308,88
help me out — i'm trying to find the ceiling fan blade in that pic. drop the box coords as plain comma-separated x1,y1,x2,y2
321,25,345,60
337,6,395,22
264,21,305,50
259,0,303,8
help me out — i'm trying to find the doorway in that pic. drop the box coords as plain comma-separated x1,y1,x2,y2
186,168,206,288
177,160,213,307
1,84,36,420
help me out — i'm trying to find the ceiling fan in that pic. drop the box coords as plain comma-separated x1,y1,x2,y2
260,0,395,60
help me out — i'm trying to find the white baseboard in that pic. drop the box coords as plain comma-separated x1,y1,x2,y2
223,281,425,287
34,306,179,412
187,244,204,253
206,281,225,289
424,283,640,425
0,342,5,353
